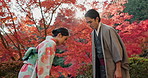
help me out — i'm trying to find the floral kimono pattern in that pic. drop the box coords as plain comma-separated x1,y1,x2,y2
18,36,56,78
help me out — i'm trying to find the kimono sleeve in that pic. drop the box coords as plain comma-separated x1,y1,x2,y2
37,42,56,78
109,28,123,63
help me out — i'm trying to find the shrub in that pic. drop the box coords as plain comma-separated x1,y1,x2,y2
76,64,93,78
129,57,148,78
0,61,23,78
0,57,147,78
76,57,148,78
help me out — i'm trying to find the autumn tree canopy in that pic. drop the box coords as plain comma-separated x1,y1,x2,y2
0,0,148,77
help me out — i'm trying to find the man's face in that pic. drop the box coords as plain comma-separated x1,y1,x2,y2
85,17,99,30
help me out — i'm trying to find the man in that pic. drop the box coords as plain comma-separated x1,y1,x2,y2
85,9,130,78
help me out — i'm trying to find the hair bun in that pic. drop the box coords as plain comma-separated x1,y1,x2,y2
52,27,69,37
52,29,57,34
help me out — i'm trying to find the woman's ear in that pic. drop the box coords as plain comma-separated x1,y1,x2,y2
96,17,99,21
57,33,62,38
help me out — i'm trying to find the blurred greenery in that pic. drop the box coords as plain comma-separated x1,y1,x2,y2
123,0,148,22
76,64,93,78
129,57,148,78
76,57,148,78
52,49,72,68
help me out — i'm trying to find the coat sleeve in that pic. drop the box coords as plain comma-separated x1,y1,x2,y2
37,42,56,78
108,28,123,63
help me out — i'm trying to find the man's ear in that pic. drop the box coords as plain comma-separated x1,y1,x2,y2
57,33,62,38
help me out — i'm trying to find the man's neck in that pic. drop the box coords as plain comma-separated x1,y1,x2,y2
95,22,101,36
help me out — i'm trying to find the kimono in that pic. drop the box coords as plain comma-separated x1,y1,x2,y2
18,36,56,78
92,23,130,78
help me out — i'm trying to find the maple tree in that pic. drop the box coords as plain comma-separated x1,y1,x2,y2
0,0,91,77
0,0,76,61
44,7,93,77
101,0,148,57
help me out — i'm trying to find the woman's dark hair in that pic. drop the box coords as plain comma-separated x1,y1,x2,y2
52,28,69,37
85,9,101,22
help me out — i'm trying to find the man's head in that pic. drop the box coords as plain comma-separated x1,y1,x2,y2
85,9,101,30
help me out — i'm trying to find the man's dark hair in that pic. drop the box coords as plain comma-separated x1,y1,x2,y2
85,9,101,22
52,28,69,37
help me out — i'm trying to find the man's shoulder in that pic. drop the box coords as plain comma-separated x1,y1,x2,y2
101,23,113,30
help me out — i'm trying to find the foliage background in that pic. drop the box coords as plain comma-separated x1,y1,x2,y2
0,0,148,77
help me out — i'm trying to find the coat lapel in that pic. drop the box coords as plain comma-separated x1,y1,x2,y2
100,23,108,78
91,30,96,78
92,23,109,78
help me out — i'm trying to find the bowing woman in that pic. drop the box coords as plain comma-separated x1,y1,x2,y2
18,28,69,78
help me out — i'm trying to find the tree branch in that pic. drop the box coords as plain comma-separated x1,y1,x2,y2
0,30,16,61
38,0,47,37
16,0,41,34
5,2,25,59
47,5,60,28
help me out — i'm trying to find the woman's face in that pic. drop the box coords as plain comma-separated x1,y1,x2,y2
58,36,69,45
56,33,69,45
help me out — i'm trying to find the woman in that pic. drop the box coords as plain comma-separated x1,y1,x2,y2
18,28,69,78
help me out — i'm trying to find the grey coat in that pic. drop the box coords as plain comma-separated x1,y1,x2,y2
91,23,130,78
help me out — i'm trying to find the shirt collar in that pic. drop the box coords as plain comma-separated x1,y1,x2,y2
95,22,101,36
45,36,57,43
